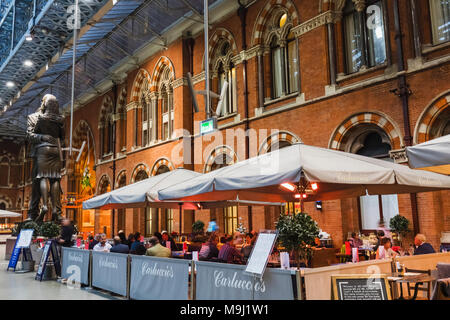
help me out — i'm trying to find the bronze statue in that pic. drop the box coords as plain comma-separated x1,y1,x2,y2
26,94,65,223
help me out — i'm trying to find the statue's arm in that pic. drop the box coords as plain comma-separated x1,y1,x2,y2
26,114,44,143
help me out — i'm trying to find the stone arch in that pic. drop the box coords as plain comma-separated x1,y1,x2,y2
203,145,239,173
98,95,114,127
328,111,403,151
203,28,238,71
0,194,12,208
150,56,175,92
414,91,450,144
115,170,127,189
73,119,96,159
131,68,151,102
251,0,300,47
258,130,301,155
130,163,150,183
97,174,111,195
151,157,175,176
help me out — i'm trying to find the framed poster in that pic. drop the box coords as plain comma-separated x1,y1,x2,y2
244,231,278,278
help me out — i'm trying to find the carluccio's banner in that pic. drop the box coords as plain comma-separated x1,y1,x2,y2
195,261,295,300
92,251,128,296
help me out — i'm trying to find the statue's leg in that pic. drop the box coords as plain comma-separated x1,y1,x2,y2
27,159,41,221
50,179,63,222
36,178,49,222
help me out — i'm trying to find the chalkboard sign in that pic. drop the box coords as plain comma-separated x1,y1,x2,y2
35,240,61,281
244,231,278,278
331,274,391,300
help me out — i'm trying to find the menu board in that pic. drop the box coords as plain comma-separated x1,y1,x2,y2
16,229,34,248
244,232,278,277
331,275,391,300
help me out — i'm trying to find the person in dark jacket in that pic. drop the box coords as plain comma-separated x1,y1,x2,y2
117,230,128,246
241,233,256,261
127,233,135,249
199,233,219,260
89,234,100,250
161,231,179,251
130,232,145,255
57,218,74,247
110,236,130,254
413,234,436,255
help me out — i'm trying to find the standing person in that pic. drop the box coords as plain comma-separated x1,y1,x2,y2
376,238,398,259
57,218,74,247
218,236,243,264
110,236,129,254
93,234,112,252
413,234,436,255
145,236,171,258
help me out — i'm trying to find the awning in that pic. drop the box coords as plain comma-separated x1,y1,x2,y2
406,134,450,175
156,143,450,203
0,210,21,218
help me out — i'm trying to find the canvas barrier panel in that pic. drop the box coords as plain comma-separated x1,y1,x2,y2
195,261,295,300
61,247,90,285
130,255,190,300
92,251,128,296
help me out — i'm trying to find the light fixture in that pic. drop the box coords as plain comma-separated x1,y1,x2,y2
6,81,15,88
25,33,33,41
311,182,318,191
302,194,307,199
23,60,33,67
294,194,301,199
315,201,322,211
280,182,296,192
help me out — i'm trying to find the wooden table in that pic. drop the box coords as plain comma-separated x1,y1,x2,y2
388,272,436,300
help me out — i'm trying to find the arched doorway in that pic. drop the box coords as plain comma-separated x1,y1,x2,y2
97,176,112,238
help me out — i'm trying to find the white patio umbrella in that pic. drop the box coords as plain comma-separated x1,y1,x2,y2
155,143,450,203
406,134,450,175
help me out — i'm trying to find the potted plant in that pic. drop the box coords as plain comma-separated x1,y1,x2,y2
192,220,205,235
389,215,410,247
39,221,61,239
276,212,320,268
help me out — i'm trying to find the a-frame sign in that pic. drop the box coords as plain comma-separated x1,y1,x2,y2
35,239,61,281
7,229,34,272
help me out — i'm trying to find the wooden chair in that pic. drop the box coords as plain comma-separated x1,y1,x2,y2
405,268,432,300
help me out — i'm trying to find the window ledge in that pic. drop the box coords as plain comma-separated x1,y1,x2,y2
336,63,389,83
263,92,301,107
422,41,450,55
217,112,237,122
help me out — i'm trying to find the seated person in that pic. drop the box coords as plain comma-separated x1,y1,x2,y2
349,232,363,248
199,233,220,260
241,233,256,260
188,235,204,252
130,232,146,255
413,234,436,255
218,236,243,264
313,237,326,249
161,231,179,251
145,236,171,258
376,237,398,259
110,236,129,254
93,234,112,252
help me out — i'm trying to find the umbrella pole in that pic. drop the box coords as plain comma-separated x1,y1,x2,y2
179,203,182,235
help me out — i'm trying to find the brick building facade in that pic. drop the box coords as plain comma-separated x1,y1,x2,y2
1,0,449,249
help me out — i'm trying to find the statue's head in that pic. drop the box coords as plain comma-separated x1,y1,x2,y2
40,94,59,115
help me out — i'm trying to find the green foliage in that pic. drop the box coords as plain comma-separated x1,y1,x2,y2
19,221,40,237
39,222,61,238
276,213,320,263
389,215,410,236
192,220,205,234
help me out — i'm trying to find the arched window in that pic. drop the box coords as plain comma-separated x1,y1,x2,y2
0,156,9,186
343,0,387,74
268,13,299,99
141,92,150,147
429,0,450,44
213,41,237,116
352,128,398,231
156,66,174,142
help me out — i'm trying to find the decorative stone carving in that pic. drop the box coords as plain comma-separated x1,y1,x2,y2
389,148,408,164
292,11,342,37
